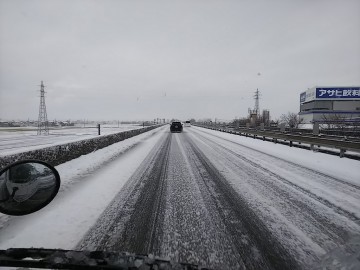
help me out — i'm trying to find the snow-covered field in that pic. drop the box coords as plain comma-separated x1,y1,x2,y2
0,125,359,269
0,124,143,156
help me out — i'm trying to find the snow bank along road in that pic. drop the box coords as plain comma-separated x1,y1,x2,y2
1,126,359,269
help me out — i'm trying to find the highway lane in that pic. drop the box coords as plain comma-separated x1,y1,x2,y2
77,126,360,269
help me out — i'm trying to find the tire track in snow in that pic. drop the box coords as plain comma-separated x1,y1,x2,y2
191,128,360,223
77,132,170,253
160,133,244,269
193,127,360,191
186,129,360,266
113,132,170,254
182,133,301,270
78,130,254,268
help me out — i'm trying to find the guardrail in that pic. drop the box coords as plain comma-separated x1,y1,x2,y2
194,124,360,160
210,125,360,141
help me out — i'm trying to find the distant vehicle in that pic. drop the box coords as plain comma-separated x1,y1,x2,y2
184,121,191,127
170,121,183,133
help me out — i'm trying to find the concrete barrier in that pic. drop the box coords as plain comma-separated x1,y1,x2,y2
0,126,161,170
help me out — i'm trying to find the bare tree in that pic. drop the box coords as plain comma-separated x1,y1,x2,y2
279,112,304,128
232,117,249,129
270,119,279,128
321,114,349,131
320,114,333,129
189,118,196,124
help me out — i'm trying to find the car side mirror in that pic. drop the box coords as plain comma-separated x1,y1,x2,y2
0,160,60,216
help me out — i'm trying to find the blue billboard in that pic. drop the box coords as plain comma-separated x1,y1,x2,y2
316,87,360,99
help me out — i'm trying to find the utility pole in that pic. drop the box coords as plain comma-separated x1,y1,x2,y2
37,81,49,135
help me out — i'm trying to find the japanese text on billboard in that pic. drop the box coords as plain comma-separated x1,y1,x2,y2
316,87,360,99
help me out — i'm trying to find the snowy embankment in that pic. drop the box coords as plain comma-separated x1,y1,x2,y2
0,125,143,156
0,125,159,170
0,125,166,249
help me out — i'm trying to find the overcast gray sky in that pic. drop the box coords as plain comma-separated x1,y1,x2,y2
1,0,359,122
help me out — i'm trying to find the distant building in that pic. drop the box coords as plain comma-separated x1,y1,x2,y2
262,110,270,126
299,86,360,124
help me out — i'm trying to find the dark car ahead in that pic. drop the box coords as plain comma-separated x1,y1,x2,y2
170,121,183,133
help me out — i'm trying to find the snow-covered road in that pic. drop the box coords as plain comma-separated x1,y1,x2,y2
0,126,359,269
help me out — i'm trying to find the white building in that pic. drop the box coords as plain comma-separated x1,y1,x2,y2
299,86,360,123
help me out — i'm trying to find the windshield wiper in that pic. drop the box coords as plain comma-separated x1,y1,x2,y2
0,248,208,269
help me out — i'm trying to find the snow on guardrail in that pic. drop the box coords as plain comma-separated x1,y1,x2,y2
194,124,360,160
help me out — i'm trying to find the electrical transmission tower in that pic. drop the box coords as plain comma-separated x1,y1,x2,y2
254,88,260,115
37,81,49,135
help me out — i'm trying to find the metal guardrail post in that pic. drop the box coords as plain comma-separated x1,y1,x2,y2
280,123,285,133
313,123,319,135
